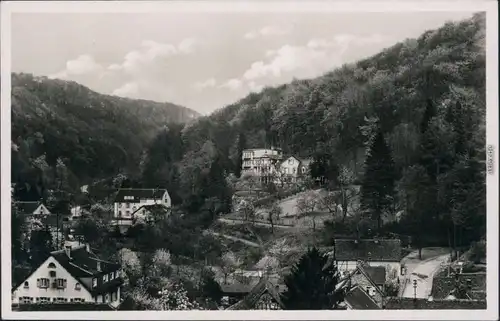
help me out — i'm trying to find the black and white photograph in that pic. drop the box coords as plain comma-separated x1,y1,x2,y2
1,1,498,319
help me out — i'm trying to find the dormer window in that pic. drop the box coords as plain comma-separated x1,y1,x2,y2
48,262,56,269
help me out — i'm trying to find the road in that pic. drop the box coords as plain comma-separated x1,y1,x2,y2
401,248,451,299
218,218,295,229
207,231,261,248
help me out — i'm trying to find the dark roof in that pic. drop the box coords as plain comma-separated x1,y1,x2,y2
220,278,261,294
131,204,170,216
344,286,380,310
52,246,120,276
16,201,45,214
226,277,285,310
361,266,386,285
12,303,115,311
333,239,402,261
384,297,487,310
115,188,167,202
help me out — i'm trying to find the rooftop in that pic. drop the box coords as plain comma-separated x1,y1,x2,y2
12,303,115,311
51,245,120,277
327,239,403,262
115,188,167,202
344,286,380,310
226,277,285,310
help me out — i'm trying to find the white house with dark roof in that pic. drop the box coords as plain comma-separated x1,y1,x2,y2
17,201,51,215
12,245,123,308
278,156,312,184
112,188,171,227
327,239,404,278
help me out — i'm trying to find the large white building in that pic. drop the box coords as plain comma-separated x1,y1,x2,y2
241,148,283,182
12,245,123,308
112,188,172,228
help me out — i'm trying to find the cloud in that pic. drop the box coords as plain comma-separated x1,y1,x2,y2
194,77,217,90
49,54,103,79
108,38,198,74
112,82,140,98
241,34,390,84
219,78,243,91
244,25,292,39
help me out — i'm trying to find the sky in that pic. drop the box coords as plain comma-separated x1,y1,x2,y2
11,11,476,115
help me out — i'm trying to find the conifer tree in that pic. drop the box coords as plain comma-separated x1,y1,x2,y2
360,129,396,231
281,247,344,310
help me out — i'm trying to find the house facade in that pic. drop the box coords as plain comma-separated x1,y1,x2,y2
12,245,123,308
225,277,285,310
112,188,171,227
277,156,312,184
241,148,283,181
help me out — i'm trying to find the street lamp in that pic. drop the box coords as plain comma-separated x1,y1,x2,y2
413,279,417,300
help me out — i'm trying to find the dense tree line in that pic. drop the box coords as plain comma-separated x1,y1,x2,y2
11,73,199,203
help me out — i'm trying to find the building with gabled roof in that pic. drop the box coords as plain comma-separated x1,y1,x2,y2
16,201,51,215
12,244,123,308
329,238,404,278
112,188,171,228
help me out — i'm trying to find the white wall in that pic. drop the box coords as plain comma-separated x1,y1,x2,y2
12,256,93,304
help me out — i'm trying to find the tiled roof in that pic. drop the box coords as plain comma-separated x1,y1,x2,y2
332,239,402,262
226,277,285,310
362,266,386,285
12,303,115,311
52,246,120,276
344,286,380,310
115,188,167,202
220,278,261,294
384,297,487,309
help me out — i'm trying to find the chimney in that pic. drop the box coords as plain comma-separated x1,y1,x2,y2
65,245,71,258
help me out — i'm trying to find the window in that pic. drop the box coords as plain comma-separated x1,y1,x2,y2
37,278,49,288
71,298,85,303
92,278,97,288
54,297,68,303
118,210,122,217
19,296,33,304
56,278,67,289
111,291,117,302
110,272,114,280
105,293,110,303
103,274,108,283
23,281,29,288
116,270,121,278
48,262,56,268
37,297,50,304
75,283,81,290
49,271,56,277
126,203,130,208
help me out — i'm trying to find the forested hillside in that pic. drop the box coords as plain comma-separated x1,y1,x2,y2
141,13,486,246
11,73,199,204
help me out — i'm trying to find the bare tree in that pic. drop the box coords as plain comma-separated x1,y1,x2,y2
220,251,242,284
268,203,283,233
296,191,320,231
